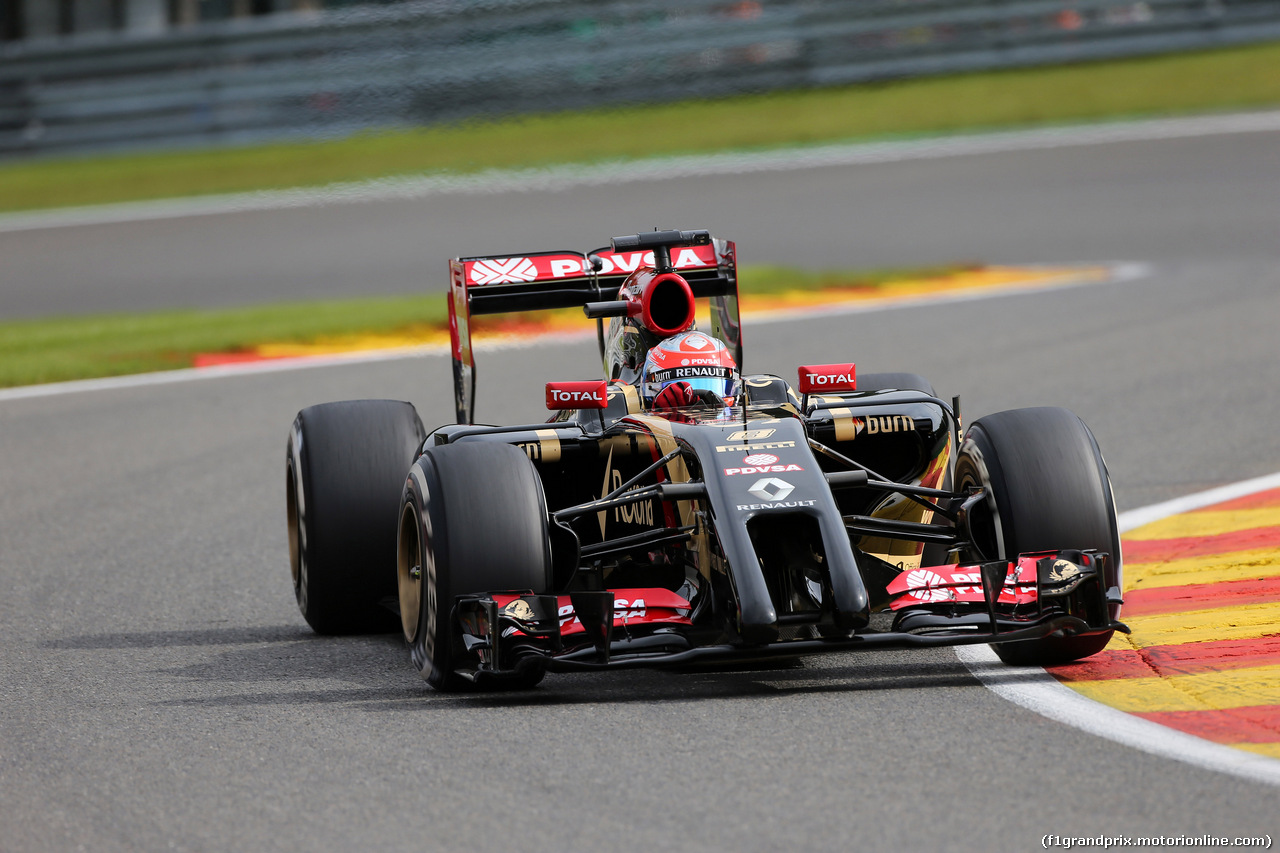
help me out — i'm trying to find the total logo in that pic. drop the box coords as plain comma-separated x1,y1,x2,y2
546,380,608,409
797,363,857,394
550,389,602,403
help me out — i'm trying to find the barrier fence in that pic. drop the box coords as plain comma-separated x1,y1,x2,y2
2,0,1279,157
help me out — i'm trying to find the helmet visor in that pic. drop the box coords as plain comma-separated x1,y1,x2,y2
680,377,735,400
652,375,739,406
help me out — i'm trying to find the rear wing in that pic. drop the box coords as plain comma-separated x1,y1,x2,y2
448,232,741,424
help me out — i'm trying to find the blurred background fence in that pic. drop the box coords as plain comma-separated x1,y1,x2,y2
2,0,1280,158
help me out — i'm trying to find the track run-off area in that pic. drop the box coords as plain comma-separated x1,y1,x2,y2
1065,484,1280,761
961,472,1280,789
2,116,1279,850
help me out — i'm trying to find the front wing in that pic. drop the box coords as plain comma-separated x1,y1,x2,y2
446,549,1126,686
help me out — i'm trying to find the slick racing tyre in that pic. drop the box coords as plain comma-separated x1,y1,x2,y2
954,407,1122,665
398,442,553,692
287,400,425,635
854,373,935,395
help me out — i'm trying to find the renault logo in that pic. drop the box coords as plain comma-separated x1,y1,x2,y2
748,478,794,502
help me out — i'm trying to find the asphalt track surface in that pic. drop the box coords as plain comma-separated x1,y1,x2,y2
3,128,1280,851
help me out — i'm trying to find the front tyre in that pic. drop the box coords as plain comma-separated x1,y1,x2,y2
287,399,425,635
398,442,553,691
954,407,1122,665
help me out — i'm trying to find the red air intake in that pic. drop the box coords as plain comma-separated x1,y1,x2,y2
629,272,696,336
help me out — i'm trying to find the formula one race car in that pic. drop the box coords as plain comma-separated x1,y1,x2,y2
285,229,1126,690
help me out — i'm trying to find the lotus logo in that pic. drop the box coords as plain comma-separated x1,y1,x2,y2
502,599,537,621
470,257,538,285
1048,559,1084,582
748,478,794,502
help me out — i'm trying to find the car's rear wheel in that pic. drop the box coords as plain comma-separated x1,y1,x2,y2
286,400,425,634
954,407,1122,665
399,442,553,691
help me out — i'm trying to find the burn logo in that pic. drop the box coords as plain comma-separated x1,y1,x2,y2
866,415,915,435
610,469,654,526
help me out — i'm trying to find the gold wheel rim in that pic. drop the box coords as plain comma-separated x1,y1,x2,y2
397,503,421,642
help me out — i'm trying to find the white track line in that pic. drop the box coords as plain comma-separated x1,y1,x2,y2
1116,471,1280,533
3,110,1280,234
0,262,1144,403
958,474,1280,788
0,328,596,403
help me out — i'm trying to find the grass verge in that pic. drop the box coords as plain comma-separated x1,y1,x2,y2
0,264,970,388
2,41,1280,213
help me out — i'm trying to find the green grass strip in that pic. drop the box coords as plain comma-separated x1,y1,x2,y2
0,295,450,388
0,264,964,388
3,40,1280,213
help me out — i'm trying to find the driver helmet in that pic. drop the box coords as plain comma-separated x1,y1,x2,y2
640,331,740,409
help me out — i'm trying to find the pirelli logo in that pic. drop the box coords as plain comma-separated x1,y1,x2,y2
715,440,796,453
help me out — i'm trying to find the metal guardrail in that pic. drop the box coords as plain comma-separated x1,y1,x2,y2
1,0,1279,157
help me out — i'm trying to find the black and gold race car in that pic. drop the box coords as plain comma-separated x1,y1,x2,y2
285,229,1125,690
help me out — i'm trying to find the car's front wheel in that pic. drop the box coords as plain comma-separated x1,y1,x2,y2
954,407,1122,665
398,442,553,691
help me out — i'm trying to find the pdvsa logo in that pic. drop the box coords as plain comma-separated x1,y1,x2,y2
558,598,647,627
724,463,804,477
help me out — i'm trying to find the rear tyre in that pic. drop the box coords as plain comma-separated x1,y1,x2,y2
954,407,1121,665
399,442,553,691
286,400,425,635
855,373,935,395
